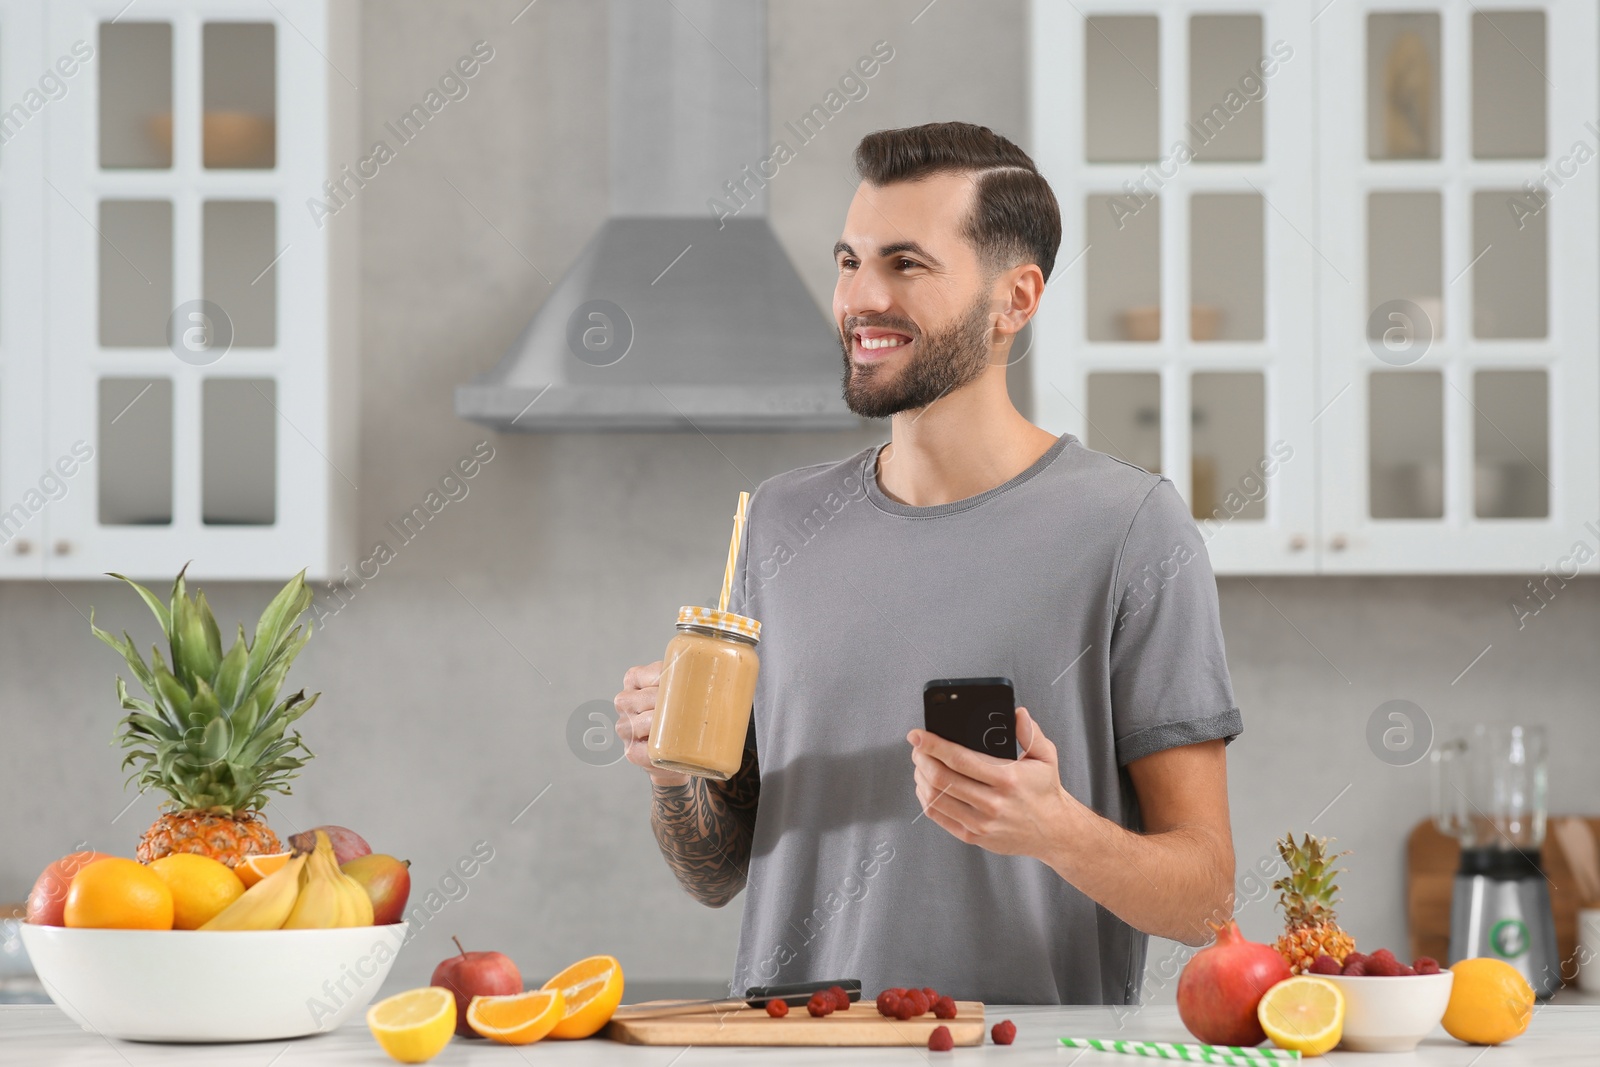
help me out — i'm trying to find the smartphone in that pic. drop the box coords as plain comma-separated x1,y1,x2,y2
922,677,1017,759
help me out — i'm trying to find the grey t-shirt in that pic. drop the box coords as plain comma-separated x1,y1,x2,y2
723,432,1241,1005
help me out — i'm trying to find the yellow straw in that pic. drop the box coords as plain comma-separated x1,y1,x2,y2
717,491,750,612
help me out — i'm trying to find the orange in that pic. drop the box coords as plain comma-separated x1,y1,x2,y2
1442,958,1535,1045
148,854,245,929
237,851,294,888
466,988,565,1045
63,857,174,930
540,954,624,1039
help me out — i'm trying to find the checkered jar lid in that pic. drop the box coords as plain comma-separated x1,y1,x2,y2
676,605,761,643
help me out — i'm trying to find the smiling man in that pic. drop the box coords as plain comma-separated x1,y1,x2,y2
614,122,1241,1004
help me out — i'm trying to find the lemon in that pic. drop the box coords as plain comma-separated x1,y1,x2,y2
1443,958,1535,1045
148,854,245,930
1258,975,1345,1057
367,987,456,1063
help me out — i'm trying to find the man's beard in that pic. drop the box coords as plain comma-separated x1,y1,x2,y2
838,291,995,420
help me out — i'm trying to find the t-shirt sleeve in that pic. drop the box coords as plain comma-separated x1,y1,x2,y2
1107,477,1242,766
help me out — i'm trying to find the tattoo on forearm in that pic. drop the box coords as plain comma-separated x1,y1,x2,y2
650,725,760,907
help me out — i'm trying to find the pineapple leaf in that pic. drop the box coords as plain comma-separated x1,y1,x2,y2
105,572,173,636
172,586,221,688
89,613,159,698
117,712,179,743
150,652,194,722
211,626,250,712
244,571,312,688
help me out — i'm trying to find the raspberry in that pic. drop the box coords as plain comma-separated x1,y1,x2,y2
1414,956,1442,975
886,987,908,997
765,998,789,1018
928,1025,954,1052
828,985,851,1011
991,1019,1017,1045
1367,954,1401,977
1371,947,1398,963
904,989,930,1017
932,995,958,1019
1340,952,1369,974
921,987,940,1002
1398,965,1417,976
892,998,917,1021
1308,954,1342,975
807,993,833,1017
874,992,898,1016
1341,958,1369,976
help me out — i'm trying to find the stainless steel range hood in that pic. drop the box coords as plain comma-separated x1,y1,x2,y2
456,0,861,432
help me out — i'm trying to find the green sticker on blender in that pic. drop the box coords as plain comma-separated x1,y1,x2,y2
1490,918,1530,959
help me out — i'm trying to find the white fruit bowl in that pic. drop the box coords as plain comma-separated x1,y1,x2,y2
19,922,407,1042
1319,971,1454,1052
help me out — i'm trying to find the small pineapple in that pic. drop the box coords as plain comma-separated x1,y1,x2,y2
92,564,320,868
1273,831,1357,973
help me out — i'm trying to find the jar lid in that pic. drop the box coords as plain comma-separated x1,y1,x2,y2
677,605,761,642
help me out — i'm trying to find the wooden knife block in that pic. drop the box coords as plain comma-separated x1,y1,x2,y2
1406,817,1600,986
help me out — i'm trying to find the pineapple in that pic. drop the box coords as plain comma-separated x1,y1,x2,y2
1273,831,1357,973
91,564,320,868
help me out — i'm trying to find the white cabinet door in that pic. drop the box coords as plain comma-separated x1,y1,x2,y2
43,0,356,581
0,1,48,577
1031,0,1319,574
1315,0,1599,573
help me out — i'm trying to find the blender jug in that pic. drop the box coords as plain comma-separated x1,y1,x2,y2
1432,724,1559,997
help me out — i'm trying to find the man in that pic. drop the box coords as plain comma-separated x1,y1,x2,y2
614,121,1240,1004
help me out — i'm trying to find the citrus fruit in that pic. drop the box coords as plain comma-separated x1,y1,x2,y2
466,988,565,1044
540,954,625,1038
1257,975,1344,1056
148,854,245,929
236,851,294,888
1442,958,1534,1045
367,986,455,1063
62,857,174,930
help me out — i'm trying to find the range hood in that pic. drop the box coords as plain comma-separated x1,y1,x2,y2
456,0,861,432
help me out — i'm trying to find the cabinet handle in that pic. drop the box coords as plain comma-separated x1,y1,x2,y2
11,539,32,556
1289,534,1308,552
53,540,72,557
1329,534,1349,552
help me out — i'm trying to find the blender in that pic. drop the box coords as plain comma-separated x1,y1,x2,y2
1431,724,1560,997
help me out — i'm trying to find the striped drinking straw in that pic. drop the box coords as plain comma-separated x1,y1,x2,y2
717,491,750,613
1060,1037,1300,1064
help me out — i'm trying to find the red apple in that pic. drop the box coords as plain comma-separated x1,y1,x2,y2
26,851,114,926
290,825,371,866
341,854,411,925
432,935,522,1037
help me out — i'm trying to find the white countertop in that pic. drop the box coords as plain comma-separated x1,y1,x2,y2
4,1003,1598,1065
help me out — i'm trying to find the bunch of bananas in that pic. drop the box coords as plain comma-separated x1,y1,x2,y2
200,830,374,930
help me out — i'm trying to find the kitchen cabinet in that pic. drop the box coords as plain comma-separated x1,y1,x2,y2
0,1,48,577
1030,0,1598,575
7,0,359,581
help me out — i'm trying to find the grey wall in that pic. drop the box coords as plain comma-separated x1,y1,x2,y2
3,0,1597,1003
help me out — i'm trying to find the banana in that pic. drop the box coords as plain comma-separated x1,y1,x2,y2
282,833,342,929
337,871,375,926
200,852,308,930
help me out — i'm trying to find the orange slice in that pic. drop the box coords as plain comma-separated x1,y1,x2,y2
237,851,294,888
540,954,624,1039
466,988,565,1045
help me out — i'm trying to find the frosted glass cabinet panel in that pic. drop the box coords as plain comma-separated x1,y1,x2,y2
1033,0,1317,573
1318,0,1596,573
41,0,359,580
1035,0,1596,573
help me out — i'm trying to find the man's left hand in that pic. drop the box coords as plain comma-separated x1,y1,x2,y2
907,707,1078,858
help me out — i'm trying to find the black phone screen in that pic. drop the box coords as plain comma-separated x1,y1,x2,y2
922,677,1017,759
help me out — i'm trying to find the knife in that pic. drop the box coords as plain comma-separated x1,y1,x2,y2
610,978,862,1020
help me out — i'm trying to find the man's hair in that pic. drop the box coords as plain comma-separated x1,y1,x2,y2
852,121,1062,284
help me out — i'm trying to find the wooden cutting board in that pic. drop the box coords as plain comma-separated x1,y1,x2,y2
605,1001,985,1046
1406,816,1600,982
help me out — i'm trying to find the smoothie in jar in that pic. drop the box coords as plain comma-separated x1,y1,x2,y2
648,606,761,780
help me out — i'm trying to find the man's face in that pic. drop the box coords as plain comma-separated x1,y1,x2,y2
833,174,1001,420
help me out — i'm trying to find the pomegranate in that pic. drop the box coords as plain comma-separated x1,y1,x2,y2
1176,919,1292,1046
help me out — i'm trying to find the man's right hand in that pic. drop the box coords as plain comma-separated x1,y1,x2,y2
614,660,692,788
